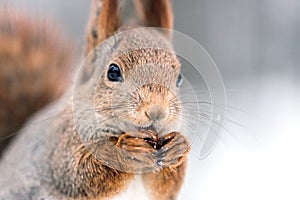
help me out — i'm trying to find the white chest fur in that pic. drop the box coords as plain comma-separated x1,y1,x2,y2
112,175,152,200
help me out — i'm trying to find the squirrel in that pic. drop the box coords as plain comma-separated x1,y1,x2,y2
0,0,190,200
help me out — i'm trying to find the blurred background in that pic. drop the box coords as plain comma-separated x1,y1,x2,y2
0,0,299,199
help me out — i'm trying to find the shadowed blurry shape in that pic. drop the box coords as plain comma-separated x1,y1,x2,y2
0,8,75,155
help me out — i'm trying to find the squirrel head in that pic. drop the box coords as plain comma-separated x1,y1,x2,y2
77,0,182,136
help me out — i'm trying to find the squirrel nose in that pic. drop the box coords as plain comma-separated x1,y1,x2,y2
146,105,168,122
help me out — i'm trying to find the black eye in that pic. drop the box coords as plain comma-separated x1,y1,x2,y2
107,63,123,82
176,74,183,87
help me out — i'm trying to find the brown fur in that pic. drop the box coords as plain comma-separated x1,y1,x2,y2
0,9,74,155
142,160,187,200
48,110,135,198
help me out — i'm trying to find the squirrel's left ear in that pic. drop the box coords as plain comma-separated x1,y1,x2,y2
134,0,174,39
86,0,120,55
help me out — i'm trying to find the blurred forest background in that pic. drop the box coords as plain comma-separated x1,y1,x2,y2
0,0,299,199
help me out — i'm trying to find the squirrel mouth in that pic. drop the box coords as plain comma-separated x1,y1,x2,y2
139,125,177,150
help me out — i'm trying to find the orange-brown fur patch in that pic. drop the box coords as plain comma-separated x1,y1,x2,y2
142,160,188,200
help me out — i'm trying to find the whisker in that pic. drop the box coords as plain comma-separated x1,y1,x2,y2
180,101,253,116
181,106,247,130
173,113,227,146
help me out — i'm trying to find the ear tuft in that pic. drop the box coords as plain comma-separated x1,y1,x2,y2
86,0,120,55
135,0,174,38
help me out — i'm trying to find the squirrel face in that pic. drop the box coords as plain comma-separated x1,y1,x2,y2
93,28,182,136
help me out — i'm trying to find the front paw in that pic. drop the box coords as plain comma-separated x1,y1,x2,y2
114,131,190,171
114,131,157,172
153,132,190,168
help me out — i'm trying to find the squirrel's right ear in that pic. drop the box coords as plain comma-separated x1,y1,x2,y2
86,0,120,55
135,0,174,39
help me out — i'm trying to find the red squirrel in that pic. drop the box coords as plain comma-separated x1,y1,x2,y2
0,1,190,199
